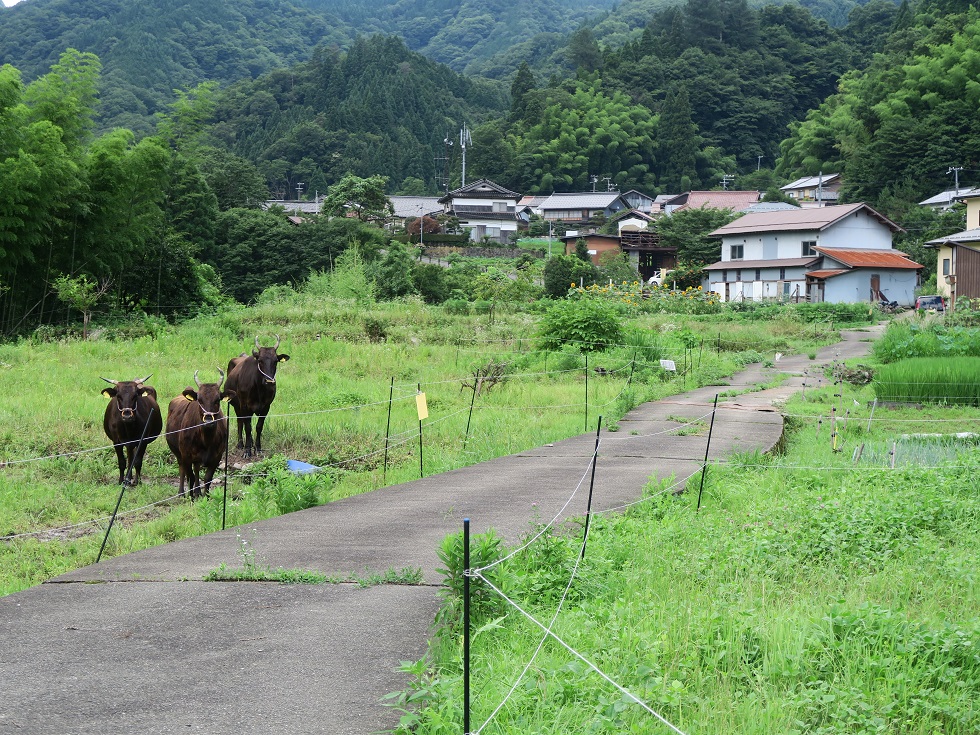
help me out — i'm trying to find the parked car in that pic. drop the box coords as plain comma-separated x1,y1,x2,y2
914,295,946,312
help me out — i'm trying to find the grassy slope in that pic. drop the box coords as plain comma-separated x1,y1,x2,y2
398,352,980,733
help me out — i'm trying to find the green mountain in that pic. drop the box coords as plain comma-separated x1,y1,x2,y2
0,0,354,133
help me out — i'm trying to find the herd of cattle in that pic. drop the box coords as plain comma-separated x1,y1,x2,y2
100,336,290,498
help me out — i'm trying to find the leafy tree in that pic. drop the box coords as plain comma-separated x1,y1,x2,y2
322,174,393,223
542,254,598,298
597,251,641,285
412,262,449,304
574,238,591,262
538,296,624,352
657,85,700,191
52,274,112,339
374,241,417,300
567,27,602,73
656,208,741,265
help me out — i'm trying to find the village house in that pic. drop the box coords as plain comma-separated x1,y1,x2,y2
704,203,921,305
924,187,980,306
534,191,630,225
438,179,525,244
562,230,676,283
779,173,841,207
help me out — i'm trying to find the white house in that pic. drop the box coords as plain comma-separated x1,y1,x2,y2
704,203,921,304
534,191,630,225
439,179,525,244
780,173,841,207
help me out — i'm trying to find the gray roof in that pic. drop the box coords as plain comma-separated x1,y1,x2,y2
539,192,625,209
745,202,802,213
925,228,980,246
263,200,320,214
781,173,841,190
389,196,442,219
918,188,974,207
704,257,820,271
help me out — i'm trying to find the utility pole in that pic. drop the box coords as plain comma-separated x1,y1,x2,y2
296,182,305,200
948,166,963,194
459,125,472,187
817,171,823,204
757,155,764,171
603,176,614,191
590,175,599,192
721,174,735,191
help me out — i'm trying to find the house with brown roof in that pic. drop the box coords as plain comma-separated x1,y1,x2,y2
705,203,921,304
662,190,761,215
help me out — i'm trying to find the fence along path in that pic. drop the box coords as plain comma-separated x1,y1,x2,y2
0,325,882,735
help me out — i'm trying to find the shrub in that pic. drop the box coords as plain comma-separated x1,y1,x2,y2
442,299,469,315
538,296,625,352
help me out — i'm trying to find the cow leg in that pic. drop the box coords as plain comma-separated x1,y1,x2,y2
254,414,268,455
235,414,246,450
129,441,149,487
177,463,187,498
241,416,255,458
188,462,201,500
113,445,127,485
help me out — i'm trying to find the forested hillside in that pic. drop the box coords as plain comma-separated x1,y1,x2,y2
0,0,353,133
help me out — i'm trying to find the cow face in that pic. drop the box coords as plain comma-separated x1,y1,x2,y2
101,376,153,423
252,335,289,384
183,371,233,423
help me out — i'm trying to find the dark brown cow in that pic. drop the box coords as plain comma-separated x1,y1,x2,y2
225,335,290,458
165,370,234,499
101,375,163,486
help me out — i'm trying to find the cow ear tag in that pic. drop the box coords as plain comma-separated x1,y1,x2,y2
185,395,195,401
101,389,113,398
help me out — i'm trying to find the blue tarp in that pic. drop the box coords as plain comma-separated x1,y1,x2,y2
286,459,320,475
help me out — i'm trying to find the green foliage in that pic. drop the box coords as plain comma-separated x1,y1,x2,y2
874,357,980,405
374,242,417,300
538,296,626,352
873,321,980,362
655,207,741,266
542,254,599,298
321,173,393,223
434,529,507,643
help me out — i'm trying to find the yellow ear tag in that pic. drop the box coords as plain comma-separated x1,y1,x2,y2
185,395,195,401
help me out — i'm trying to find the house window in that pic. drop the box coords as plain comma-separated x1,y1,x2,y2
755,269,761,281
486,227,500,239
730,244,744,260
943,258,951,276
721,270,728,282
802,240,817,256
779,267,786,279
492,201,507,213
735,269,742,282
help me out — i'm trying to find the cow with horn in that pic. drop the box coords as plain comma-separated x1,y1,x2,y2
225,335,290,458
101,375,163,486
165,369,234,499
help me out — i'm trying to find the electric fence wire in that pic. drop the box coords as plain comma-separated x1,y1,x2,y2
0,490,186,541
473,571,688,735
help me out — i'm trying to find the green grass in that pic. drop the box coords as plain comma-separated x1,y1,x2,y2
388,380,980,734
0,298,838,596
873,357,980,406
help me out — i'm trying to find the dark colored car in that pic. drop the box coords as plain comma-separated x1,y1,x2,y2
914,295,946,312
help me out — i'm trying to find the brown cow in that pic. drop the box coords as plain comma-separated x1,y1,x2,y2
225,335,290,458
165,370,234,499
101,375,163,486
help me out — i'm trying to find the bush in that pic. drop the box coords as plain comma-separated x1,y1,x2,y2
442,299,469,315
538,296,625,352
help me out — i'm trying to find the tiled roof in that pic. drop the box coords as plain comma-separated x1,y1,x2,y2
389,196,442,218
710,203,902,236
666,190,761,212
816,247,922,269
805,269,848,279
440,179,520,203
703,257,820,271
539,192,625,209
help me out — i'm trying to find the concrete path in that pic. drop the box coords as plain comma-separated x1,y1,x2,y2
0,325,883,735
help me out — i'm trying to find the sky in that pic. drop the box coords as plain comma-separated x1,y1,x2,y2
2,0,24,7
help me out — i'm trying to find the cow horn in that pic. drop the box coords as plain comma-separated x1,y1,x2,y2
217,367,225,390
135,374,152,385
254,335,261,351
194,370,202,388
274,333,280,350
101,377,119,386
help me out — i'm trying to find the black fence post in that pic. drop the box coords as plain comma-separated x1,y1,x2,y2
463,518,471,735
580,417,602,560
696,395,719,513
383,377,393,485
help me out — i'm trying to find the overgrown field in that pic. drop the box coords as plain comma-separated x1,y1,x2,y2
395,378,980,734
0,295,846,596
